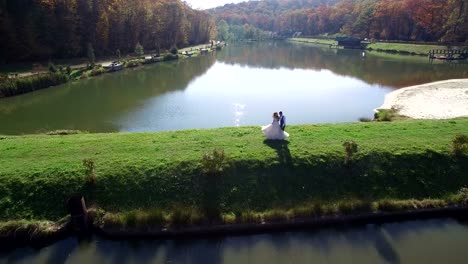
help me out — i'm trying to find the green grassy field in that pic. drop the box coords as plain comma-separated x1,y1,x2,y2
289,38,336,46
367,42,451,55
1,119,468,223
289,38,461,56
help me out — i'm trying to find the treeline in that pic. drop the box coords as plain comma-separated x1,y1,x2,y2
0,0,217,63
212,0,467,42
217,20,274,41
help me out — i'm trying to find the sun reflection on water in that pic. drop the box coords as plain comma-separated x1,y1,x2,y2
233,103,246,127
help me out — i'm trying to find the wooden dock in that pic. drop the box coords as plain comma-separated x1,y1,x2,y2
428,49,468,60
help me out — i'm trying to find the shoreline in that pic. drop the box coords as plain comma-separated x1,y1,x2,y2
2,206,468,252
379,79,468,119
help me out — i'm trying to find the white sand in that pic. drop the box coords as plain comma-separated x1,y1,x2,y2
379,79,468,119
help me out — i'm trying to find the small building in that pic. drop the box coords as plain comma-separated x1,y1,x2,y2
335,37,363,49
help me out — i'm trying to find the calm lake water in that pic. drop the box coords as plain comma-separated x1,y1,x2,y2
2,219,468,264
0,42,467,135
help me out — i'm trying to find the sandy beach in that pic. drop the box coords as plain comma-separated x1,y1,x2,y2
379,79,468,119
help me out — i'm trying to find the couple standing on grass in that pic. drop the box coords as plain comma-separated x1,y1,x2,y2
261,111,289,140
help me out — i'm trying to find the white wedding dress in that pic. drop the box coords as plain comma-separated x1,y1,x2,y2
261,118,289,140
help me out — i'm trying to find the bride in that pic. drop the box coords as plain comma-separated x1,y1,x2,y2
261,112,289,140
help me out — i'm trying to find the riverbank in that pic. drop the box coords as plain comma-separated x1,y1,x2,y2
289,38,465,56
0,43,224,98
1,119,467,222
379,79,468,119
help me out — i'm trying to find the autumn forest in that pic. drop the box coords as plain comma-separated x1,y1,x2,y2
0,0,467,63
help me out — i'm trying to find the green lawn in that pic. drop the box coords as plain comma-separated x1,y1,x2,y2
1,119,468,221
289,38,336,46
367,42,453,55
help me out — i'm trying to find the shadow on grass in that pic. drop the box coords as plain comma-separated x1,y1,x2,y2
263,140,292,166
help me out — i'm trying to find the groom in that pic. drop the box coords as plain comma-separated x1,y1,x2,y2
279,111,286,131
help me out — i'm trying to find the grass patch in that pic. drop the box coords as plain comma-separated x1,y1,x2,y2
367,42,458,56
1,119,468,222
289,38,336,46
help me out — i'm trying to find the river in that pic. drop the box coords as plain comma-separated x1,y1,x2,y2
2,219,468,263
0,42,466,135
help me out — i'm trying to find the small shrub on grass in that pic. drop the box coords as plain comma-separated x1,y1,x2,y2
102,213,125,228
82,159,96,185
343,140,358,164
170,46,178,55
48,62,58,73
222,212,236,224
452,187,468,205
199,149,229,220
125,59,144,68
262,209,289,222
451,134,468,157
170,207,193,227
375,109,395,121
291,206,315,218
121,209,166,229
237,211,262,224
337,200,373,215
201,149,228,175
46,130,84,135
90,66,106,76
377,200,414,212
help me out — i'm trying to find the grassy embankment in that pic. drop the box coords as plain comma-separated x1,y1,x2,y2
289,38,462,56
1,119,468,230
289,38,336,46
0,44,222,98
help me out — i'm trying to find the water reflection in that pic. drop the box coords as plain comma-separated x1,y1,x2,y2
218,42,468,88
2,219,468,264
0,42,466,135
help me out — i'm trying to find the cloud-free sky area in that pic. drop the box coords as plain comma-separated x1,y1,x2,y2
185,0,248,9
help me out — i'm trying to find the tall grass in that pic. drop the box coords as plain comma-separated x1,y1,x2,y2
0,73,69,97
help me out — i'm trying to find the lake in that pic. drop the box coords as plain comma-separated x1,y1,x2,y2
0,42,467,135
2,218,468,263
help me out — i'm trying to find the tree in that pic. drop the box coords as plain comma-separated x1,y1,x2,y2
87,43,95,67
135,42,144,56
217,20,230,41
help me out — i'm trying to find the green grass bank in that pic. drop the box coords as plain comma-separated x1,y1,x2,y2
289,38,464,56
1,119,468,225
0,44,223,98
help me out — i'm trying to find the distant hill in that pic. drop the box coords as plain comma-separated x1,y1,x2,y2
210,0,342,31
211,0,467,43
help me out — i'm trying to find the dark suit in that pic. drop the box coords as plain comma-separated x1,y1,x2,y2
279,115,286,131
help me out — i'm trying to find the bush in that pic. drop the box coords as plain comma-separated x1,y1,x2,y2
163,53,179,61
170,46,178,55
170,207,193,227
451,134,468,157
82,159,96,185
135,42,144,56
125,59,143,68
48,62,58,73
0,73,69,97
375,109,395,121
46,130,84,135
90,66,106,76
337,200,373,214
199,149,229,220
262,209,288,222
343,140,358,164
201,149,228,176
